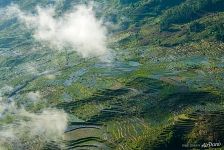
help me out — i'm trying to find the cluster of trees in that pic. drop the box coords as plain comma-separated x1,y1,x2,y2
189,22,205,33
189,20,224,42
160,0,224,30
213,22,224,42
134,0,184,19
119,0,139,5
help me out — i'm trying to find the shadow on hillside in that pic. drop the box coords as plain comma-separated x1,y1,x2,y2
58,77,220,123
146,110,224,150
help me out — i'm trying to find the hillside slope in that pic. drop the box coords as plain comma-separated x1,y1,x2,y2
0,0,224,149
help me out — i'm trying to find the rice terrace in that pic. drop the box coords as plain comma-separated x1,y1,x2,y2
0,0,224,149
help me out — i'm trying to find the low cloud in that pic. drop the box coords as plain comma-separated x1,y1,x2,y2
0,85,13,96
27,91,41,102
22,62,39,74
45,74,56,80
19,109,68,140
0,102,68,149
7,3,109,58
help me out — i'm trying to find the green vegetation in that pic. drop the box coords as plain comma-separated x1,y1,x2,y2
0,0,224,149
161,0,224,30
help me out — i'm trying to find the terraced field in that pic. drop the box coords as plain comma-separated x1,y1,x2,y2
0,0,224,149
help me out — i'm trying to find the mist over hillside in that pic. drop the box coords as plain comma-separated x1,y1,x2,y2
0,0,224,149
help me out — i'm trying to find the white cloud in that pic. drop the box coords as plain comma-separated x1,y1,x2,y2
8,3,109,58
0,99,67,149
22,62,38,74
45,74,56,80
19,109,68,140
0,85,13,96
0,106,68,149
0,101,7,117
27,91,41,102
